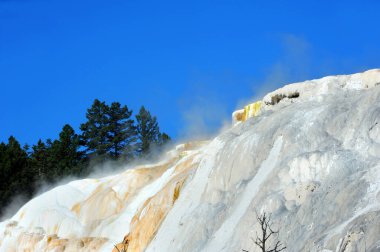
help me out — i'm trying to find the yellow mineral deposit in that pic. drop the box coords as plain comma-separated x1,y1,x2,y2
244,101,262,119
232,100,262,124
72,161,175,221
112,153,199,252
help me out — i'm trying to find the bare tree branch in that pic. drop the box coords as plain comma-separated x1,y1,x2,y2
242,211,286,252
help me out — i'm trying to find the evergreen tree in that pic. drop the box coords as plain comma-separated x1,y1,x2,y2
107,102,137,159
30,125,84,182
0,136,33,215
158,132,171,146
49,124,84,177
135,106,162,155
81,99,139,160
80,99,110,158
30,139,49,179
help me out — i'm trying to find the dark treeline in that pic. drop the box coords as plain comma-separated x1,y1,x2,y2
0,99,170,216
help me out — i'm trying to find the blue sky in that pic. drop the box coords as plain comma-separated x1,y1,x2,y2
1,0,379,145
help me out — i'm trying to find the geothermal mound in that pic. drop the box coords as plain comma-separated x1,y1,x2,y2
1,69,380,252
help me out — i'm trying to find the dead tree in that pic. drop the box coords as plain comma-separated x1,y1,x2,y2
243,212,286,252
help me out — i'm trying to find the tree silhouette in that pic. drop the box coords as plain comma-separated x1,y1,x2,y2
243,212,286,252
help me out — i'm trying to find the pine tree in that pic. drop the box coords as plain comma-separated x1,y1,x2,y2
49,124,84,177
29,125,85,183
158,132,171,146
0,136,34,215
30,139,49,179
80,99,110,158
107,102,137,159
135,106,162,155
80,99,140,160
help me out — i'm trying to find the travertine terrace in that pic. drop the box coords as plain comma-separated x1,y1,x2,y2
1,69,380,252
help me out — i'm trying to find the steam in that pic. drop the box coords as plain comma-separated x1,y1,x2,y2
175,33,316,146
178,94,230,141
0,195,28,222
237,34,313,108
87,142,176,180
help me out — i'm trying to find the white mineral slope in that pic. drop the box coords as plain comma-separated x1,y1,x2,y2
147,69,380,252
1,69,380,252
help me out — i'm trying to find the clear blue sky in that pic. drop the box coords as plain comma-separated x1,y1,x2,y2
1,0,379,145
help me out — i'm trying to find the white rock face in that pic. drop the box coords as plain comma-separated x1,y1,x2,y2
1,69,380,252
